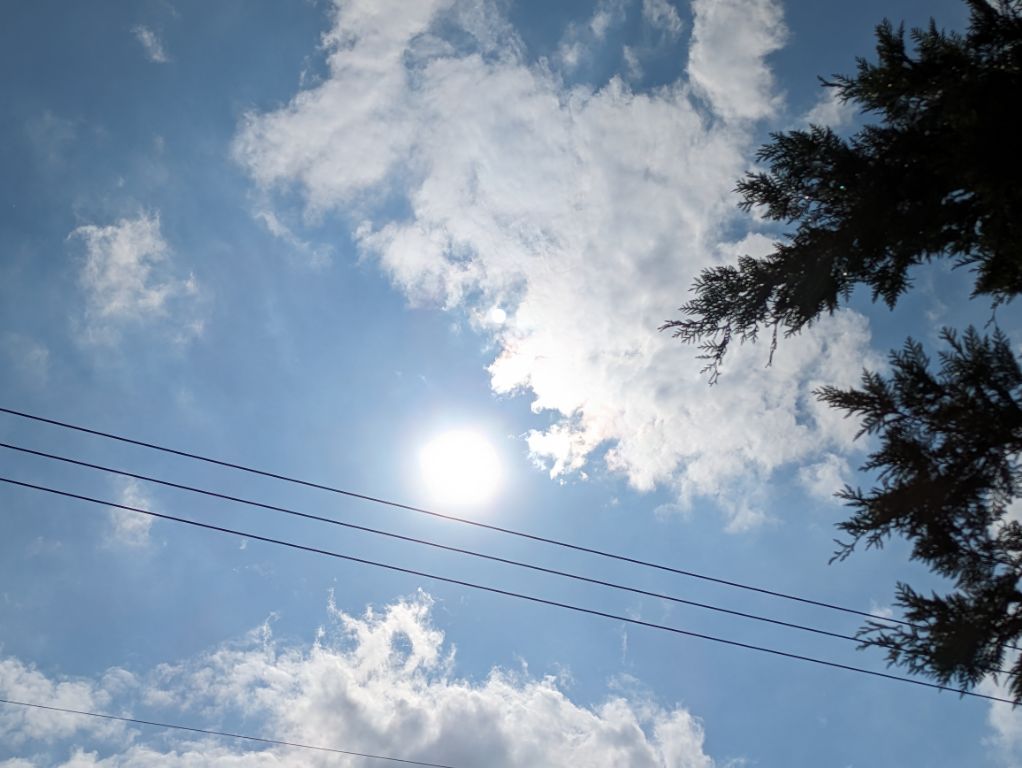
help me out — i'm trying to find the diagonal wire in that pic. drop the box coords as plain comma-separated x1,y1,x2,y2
0,440,861,645
0,474,1014,705
0,405,916,629
0,697,458,767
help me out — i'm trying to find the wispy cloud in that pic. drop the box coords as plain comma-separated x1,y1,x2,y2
1,333,50,388
797,453,851,504
255,208,332,269
133,25,169,63
70,212,202,345
555,0,627,72
106,478,155,548
233,0,872,530
25,112,77,167
802,87,854,129
1,595,721,766
980,667,1022,764
642,0,684,38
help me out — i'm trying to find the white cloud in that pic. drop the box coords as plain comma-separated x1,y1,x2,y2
71,212,201,345
233,0,873,529
802,87,853,129
589,0,626,39
867,602,895,621
979,665,1022,764
642,0,684,38
106,479,154,548
554,0,627,72
622,45,643,81
254,209,332,269
0,658,131,747
132,26,169,64
687,0,785,121
797,452,851,503
1,594,722,767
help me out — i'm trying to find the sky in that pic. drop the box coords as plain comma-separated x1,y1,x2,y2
1,0,1020,766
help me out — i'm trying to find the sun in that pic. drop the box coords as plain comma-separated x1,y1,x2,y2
419,430,503,508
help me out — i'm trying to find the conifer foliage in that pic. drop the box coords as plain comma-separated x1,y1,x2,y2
666,1,1022,699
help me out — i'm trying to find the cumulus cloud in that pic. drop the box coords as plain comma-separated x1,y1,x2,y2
0,658,131,748
106,479,155,548
71,212,201,345
233,0,873,528
1,594,721,767
687,0,785,121
132,26,169,64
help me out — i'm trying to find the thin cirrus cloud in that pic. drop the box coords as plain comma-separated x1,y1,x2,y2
132,26,169,64
0,594,719,767
233,0,875,530
70,212,202,346
0,333,50,388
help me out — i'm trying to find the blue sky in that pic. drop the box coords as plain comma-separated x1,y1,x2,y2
1,0,1018,765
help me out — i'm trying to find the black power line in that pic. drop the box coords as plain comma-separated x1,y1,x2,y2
0,697,458,767
0,440,861,645
0,475,1013,705
0,405,913,629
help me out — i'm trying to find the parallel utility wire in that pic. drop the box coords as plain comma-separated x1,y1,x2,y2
0,406,915,630
0,474,1014,705
0,697,459,767
0,441,863,646
4,441,1010,678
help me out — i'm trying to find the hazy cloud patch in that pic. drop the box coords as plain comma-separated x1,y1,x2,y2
642,0,684,38
1,333,50,388
106,478,155,548
71,212,202,345
133,26,169,63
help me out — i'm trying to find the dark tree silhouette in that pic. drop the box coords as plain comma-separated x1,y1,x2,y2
664,0,1022,380
820,329,1022,699
665,1,1022,699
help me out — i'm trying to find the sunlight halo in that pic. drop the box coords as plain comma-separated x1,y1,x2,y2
419,430,503,508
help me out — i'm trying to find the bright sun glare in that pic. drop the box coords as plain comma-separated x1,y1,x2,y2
420,430,502,508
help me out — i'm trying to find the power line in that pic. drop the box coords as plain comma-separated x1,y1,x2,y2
0,405,914,630
0,474,1013,705
0,697,459,767
0,440,861,645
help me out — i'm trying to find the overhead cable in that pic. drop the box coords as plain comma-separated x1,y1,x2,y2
0,475,1012,705
0,440,861,645
0,405,914,629
0,697,458,767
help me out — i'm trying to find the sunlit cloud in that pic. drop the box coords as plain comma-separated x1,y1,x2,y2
0,594,722,767
233,0,874,530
